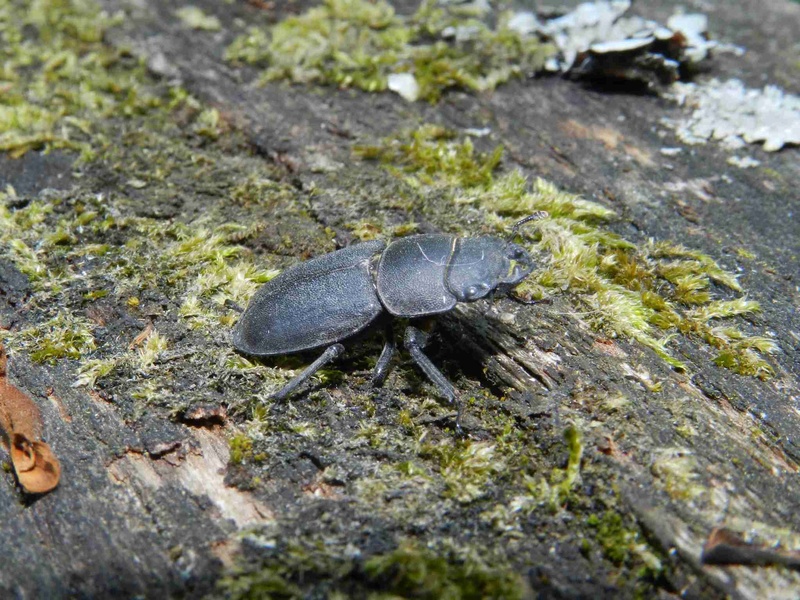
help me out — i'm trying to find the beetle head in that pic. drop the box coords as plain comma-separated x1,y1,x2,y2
446,213,546,303
446,238,534,302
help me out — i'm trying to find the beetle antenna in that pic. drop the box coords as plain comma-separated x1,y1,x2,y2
507,211,548,241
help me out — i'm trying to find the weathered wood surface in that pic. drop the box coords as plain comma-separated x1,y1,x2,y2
1,0,799,598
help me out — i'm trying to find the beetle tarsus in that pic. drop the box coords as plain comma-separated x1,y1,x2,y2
371,324,396,387
271,343,345,401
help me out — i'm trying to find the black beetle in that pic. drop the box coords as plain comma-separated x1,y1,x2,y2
232,213,546,417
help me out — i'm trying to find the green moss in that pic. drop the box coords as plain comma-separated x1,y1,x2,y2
355,124,503,188
229,434,254,466
363,540,527,600
401,3,554,103
0,75,293,419
230,176,295,208
220,564,300,600
346,220,383,241
74,357,120,388
192,107,224,139
225,0,554,103
561,426,583,493
220,536,527,600
0,0,267,393
391,221,420,237
136,329,168,369
9,311,96,364
0,190,52,283
525,425,584,512
650,449,705,501
587,511,662,575
712,347,773,378
175,6,221,31
421,439,504,503
80,218,280,332
226,0,407,92
356,125,777,378
0,0,161,159
600,392,630,412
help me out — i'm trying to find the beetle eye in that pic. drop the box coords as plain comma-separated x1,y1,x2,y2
463,284,490,300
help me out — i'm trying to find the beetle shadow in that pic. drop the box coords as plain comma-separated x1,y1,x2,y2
435,304,556,411
242,327,458,433
241,305,552,434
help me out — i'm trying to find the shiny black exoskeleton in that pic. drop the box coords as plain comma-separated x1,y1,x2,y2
233,214,546,414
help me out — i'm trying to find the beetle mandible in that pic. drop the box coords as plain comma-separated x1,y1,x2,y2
232,213,547,417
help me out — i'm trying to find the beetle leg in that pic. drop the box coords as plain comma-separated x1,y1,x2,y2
271,343,345,401
403,325,462,429
371,323,396,388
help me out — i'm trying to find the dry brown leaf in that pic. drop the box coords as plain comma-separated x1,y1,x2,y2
14,438,61,494
0,343,61,494
10,433,38,472
0,378,43,441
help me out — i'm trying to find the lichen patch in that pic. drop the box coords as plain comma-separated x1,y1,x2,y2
664,78,800,152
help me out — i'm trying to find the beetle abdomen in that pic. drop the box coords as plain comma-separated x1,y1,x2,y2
233,240,386,355
376,234,458,317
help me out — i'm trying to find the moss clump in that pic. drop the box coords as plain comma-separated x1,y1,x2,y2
225,0,554,103
480,425,585,529
175,6,221,32
421,439,504,503
1,182,279,378
136,329,168,369
220,538,527,600
170,227,279,329
9,311,96,364
355,124,503,188
0,29,289,414
363,540,527,600
74,357,119,388
0,189,54,284
229,433,254,466
587,511,663,576
650,449,705,501
93,218,277,330
227,0,408,92
0,0,161,159
357,125,777,378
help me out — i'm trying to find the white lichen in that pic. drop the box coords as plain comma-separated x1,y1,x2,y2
664,79,800,152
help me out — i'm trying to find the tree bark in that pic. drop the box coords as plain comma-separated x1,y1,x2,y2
1,1,799,598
